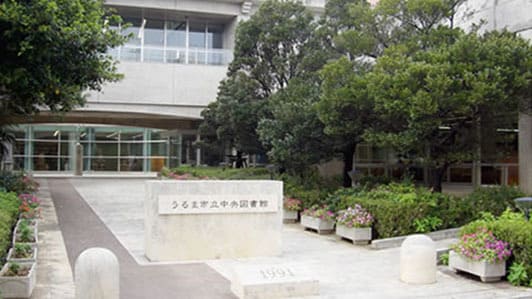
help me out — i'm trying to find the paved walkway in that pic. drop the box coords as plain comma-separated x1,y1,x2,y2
48,178,235,299
68,178,532,299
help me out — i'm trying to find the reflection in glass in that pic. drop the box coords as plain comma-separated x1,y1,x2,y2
144,19,164,46
166,20,186,48
189,22,206,48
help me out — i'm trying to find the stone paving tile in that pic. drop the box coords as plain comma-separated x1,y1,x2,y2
48,178,235,299
31,179,75,299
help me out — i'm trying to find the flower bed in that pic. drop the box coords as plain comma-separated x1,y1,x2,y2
449,227,511,282
283,198,302,223
300,205,335,234
336,205,373,244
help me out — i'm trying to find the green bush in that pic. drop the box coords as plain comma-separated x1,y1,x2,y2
323,182,473,238
0,171,39,194
0,192,21,262
463,186,525,219
461,211,532,287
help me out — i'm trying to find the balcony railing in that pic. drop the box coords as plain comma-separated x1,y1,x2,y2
109,45,233,66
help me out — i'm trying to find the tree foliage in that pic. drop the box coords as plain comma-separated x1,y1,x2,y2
0,0,126,124
200,0,318,162
365,30,532,191
258,76,333,174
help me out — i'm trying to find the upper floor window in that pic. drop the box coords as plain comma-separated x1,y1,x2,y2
108,8,232,66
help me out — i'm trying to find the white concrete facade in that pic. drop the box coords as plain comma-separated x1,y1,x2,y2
83,0,326,123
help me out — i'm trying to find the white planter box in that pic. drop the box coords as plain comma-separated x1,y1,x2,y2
336,224,372,245
448,250,506,282
0,262,37,298
15,219,38,231
283,209,298,223
300,215,334,234
7,246,38,263
13,225,38,247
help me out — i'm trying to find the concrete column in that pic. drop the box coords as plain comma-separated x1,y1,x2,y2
24,126,33,172
143,129,151,172
75,247,119,299
176,134,182,167
519,112,532,194
195,134,201,166
75,143,83,176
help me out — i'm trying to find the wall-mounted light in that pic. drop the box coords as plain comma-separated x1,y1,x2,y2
53,130,60,137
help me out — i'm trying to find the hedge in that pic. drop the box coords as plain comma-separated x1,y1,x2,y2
0,192,21,262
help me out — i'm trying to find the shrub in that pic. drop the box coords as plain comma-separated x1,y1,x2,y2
0,192,21,261
508,262,529,286
464,186,525,219
327,182,464,238
0,172,39,194
461,211,532,287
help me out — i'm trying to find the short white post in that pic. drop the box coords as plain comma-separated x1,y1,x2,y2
75,247,119,299
400,234,437,284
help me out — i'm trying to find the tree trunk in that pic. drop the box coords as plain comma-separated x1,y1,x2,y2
429,166,448,193
342,143,357,188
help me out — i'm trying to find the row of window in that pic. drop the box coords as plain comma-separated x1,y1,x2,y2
110,17,232,65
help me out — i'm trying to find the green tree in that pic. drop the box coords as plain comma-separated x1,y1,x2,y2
317,0,466,187
258,76,333,174
199,0,318,165
366,30,532,192
0,0,126,124
199,73,266,165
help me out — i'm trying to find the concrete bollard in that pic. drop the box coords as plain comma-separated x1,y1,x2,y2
75,247,119,299
400,234,437,284
75,143,83,176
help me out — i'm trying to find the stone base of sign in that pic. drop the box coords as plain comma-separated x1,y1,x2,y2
300,215,334,234
230,264,319,299
448,250,505,282
145,180,283,261
282,209,298,223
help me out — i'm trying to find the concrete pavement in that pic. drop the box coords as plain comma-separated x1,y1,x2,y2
68,178,532,299
48,178,235,299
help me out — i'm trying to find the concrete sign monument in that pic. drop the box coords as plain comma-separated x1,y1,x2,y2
145,180,283,261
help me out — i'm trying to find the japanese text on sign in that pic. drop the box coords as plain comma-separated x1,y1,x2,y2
158,194,278,214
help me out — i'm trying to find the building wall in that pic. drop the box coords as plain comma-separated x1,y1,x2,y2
456,0,532,38
86,62,227,119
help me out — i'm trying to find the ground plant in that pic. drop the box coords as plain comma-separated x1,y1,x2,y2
12,243,32,259
302,205,335,222
283,198,302,212
336,205,373,228
452,227,512,263
3,262,30,277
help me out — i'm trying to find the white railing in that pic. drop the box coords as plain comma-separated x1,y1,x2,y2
109,45,233,66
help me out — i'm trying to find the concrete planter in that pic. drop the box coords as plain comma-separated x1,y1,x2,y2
13,225,38,247
7,246,38,263
16,219,38,231
301,215,334,234
283,209,298,223
336,224,372,245
448,250,506,282
0,262,37,298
